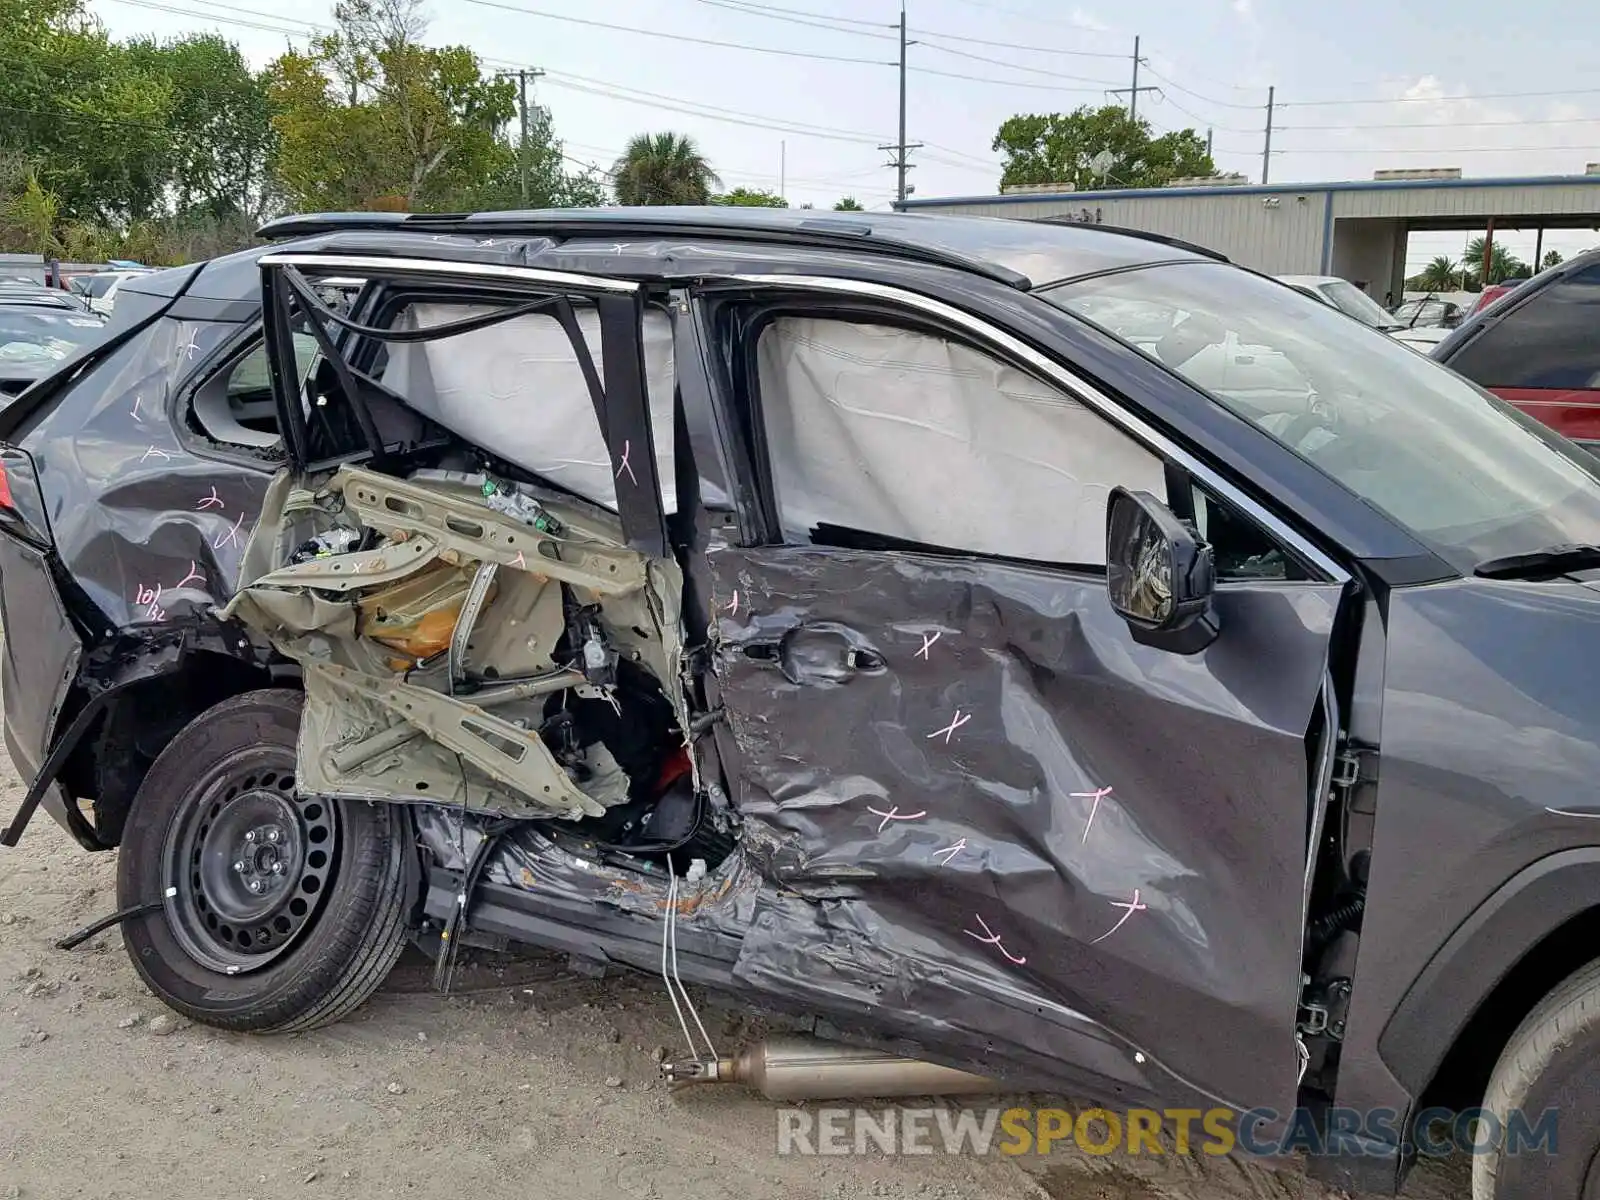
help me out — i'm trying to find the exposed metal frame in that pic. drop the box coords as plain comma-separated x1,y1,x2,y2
728,272,1351,584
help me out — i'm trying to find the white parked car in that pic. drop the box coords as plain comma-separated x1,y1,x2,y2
73,269,154,316
1276,275,1408,336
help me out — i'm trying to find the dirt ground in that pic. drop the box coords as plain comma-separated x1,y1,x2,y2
0,747,1470,1200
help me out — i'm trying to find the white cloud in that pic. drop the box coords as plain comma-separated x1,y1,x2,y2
1232,0,1253,17
1069,7,1110,33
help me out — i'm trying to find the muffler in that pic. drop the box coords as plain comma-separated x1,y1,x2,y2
660,1035,998,1101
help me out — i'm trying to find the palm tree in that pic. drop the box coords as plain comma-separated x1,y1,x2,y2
833,196,864,211
1542,249,1565,270
610,133,720,206
1464,237,1525,286
1416,255,1462,291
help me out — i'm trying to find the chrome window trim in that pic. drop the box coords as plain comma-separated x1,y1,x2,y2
729,271,1350,583
256,254,641,296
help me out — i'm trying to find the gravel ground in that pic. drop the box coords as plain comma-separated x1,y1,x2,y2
0,735,1469,1200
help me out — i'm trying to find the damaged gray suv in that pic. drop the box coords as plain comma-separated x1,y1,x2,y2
6,208,1600,1198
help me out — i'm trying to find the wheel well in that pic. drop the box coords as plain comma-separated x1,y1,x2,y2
1419,903,1600,1111
57,651,284,847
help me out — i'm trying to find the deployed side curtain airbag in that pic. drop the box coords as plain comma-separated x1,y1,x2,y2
755,317,1166,564
383,304,678,514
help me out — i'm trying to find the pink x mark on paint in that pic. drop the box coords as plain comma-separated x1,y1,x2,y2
1071,786,1114,843
1090,889,1148,945
614,439,637,486
933,838,967,866
926,709,970,744
181,332,201,360
212,512,246,550
865,804,926,834
196,486,224,510
915,631,942,660
966,914,1026,965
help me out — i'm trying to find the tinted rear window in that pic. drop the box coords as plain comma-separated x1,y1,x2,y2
1449,264,1600,389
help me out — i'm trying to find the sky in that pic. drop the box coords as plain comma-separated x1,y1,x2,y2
90,0,1600,272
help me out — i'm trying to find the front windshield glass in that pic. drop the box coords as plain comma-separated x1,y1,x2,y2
0,308,108,366
1042,261,1600,573
1322,280,1398,329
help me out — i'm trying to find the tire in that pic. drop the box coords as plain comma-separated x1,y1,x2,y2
117,688,418,1032
1474,956,1600,1199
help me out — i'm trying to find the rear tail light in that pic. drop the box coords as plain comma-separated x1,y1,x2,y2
0,445,53,547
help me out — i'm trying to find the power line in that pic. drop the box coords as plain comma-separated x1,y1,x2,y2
0,101,172,133
908,65,1110,91
1137,65,1263,109
96,0,319,36
458,0,896,66
1272,142,1600,155
907,26,1126,57
687,0,897,30
690,0,896,37
933,0,1127,37
912,36,1122,85
1283,86,1600,108
1279,114,1600,132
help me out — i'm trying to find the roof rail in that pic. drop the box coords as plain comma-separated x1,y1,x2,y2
1031,218,1228,263
257,211,1035,289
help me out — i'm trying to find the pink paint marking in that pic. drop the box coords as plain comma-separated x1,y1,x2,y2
181,332,201,360
196,486,224,510
134,583,166,622
1090,889,1148,946
1071,786,1114,843
140,446,173,463
614,439,637,487
212,511,246,550
965,914,1026,966
916,631,942,660
722,591,740,617
926,709,971,744
865,804,927,834
174,561,205,591
933,838,967,866
130,392,143,421
511,550,528,569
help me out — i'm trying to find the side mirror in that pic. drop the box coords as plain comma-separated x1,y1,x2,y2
1106,487,1219,655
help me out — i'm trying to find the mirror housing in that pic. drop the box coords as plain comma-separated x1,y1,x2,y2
1105,487,1219,655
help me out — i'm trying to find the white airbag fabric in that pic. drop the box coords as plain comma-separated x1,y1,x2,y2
384,304,677,513
756,318,1165,564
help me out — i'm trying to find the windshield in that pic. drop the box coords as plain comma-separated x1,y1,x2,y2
81,275,120,298
0,308,108,366
1321,280,1399,329
1042,261,1600,573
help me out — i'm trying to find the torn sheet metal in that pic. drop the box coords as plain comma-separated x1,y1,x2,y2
704,541,1340,1112
755,317,1166,562
223,462,687,821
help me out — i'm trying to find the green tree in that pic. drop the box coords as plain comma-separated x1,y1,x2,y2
993,105,1214,191
123,34,277,222
449,103,606,210
833,196,864,211
266,0,515,211
611,133,720,206
712,187,786,207
1542,249,1565,270
1464,237,1526,286
1,171,62,254
1415,255,1463,291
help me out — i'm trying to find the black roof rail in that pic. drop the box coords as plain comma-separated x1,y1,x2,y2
256,211,1035,289
1030,218,1228,263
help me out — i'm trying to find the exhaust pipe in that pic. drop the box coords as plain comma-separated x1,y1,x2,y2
661,1035,998,1101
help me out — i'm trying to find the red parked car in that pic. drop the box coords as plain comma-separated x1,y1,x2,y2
1432,251,1600,445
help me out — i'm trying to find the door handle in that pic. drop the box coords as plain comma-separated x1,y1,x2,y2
741,623,885,685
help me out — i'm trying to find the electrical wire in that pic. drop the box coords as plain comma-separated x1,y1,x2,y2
908,65,1111,92
1138,65,1266,110
908,26,1127,58
912,36,1123,86
457,0,896,66
1283,86,1600,108
95,0,318,36
688,0,897,29
1279,115,1600,132
691,0,897,38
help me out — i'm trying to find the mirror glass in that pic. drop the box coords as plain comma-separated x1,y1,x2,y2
1108,494,1176,625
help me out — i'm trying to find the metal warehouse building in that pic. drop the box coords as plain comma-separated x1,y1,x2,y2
895,172,1600,302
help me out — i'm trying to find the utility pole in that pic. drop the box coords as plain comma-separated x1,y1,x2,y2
882,4,922,205
1261,86,1275,185
780,140,786,201
496,67,545,207
1107,37,1158,120
1206,127,1214,158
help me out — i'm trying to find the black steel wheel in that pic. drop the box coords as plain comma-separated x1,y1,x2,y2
118,689,418,1032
